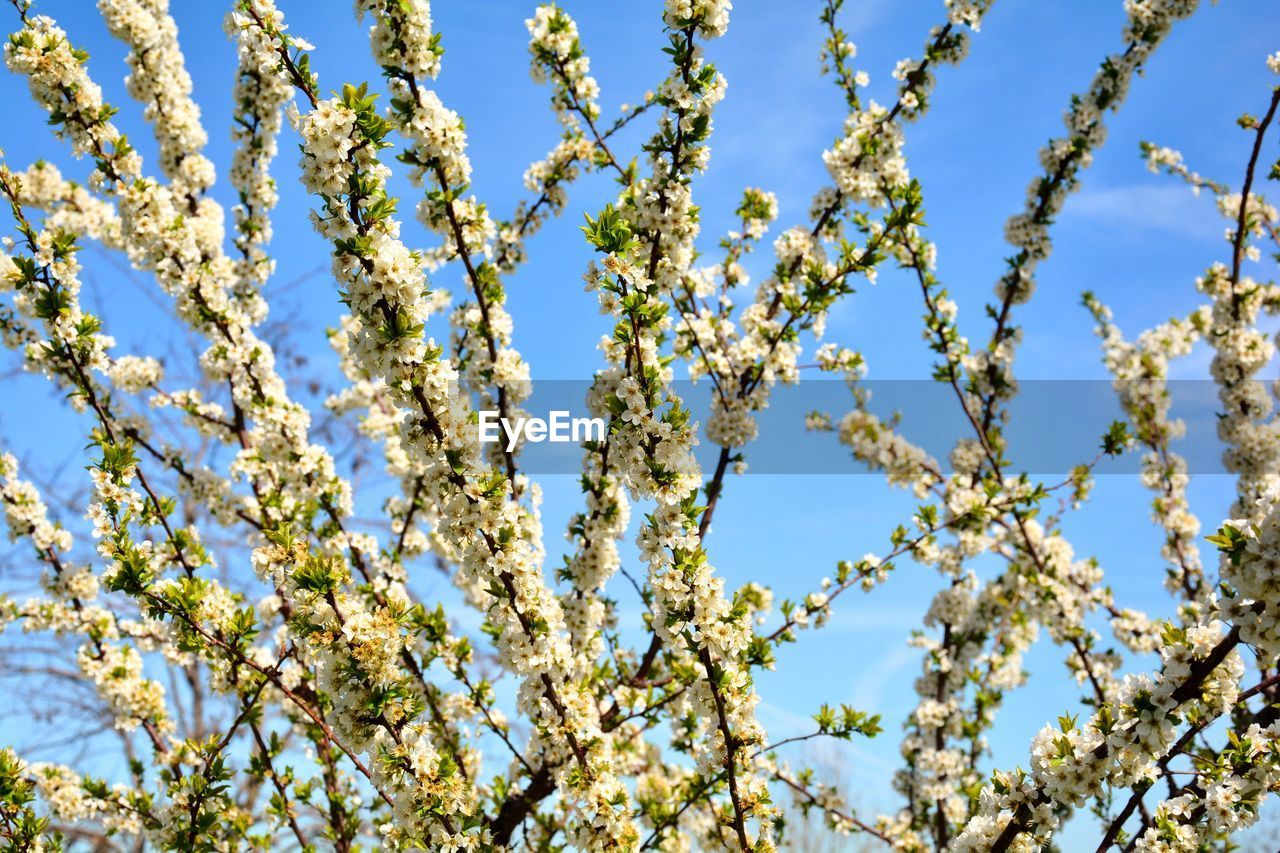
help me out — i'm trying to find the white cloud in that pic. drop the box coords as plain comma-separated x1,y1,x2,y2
1063,183,1220,239
835,0,899,35
846,643,917,712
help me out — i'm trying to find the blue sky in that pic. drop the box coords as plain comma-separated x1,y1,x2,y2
1,0,1279,846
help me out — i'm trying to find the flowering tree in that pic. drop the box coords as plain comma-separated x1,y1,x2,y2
0,0,1277,850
